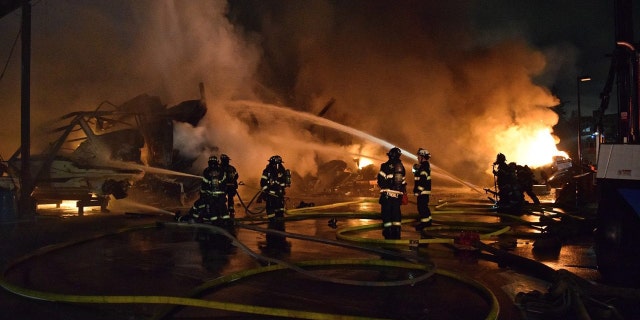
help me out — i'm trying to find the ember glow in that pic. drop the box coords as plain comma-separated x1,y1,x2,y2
494,125,569,168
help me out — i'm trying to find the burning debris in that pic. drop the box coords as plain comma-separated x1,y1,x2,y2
4,84,209,213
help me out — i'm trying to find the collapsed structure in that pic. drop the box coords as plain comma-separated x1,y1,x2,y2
2,84,208,214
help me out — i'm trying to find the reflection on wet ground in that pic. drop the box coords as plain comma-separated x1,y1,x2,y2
0,186,631,320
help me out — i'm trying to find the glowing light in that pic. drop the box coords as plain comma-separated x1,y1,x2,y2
60,200,79,209
357,157,373,169
36,200,78,210
495,126,568,168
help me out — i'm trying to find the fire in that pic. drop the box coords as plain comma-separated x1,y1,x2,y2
357,157,374,169
495,126,568,168
37,200,78,210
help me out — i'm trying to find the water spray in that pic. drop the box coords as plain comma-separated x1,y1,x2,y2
105,160,201,179
228,100,483,193
112,198,177,216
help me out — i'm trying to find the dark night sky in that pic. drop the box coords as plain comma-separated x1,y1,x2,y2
224,0,619,111
472,1,618,110
0,0,632,185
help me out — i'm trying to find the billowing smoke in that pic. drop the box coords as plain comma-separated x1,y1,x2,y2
0,0,566,190
221,1,561,185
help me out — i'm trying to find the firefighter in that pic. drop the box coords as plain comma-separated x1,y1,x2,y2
508,162,525,205
220,154,239,217
413,148,432,231
493,153,510,189
517,164,540,204
493,153,513,204
200,155,230,226
260,155,291,248
492,153,523,212
186,195,207,223
377,147,406,240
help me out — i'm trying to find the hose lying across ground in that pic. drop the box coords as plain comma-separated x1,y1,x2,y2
0,214,501,320
3,194,624,319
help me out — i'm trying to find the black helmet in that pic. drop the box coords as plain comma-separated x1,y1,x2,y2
387,147,401,160
220,154,230,164
495,153,506,164
269,155,283,164
208,156,219,166
417,148,430,159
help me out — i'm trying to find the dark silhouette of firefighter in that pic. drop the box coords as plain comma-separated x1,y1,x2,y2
377,147,406,239
220,154,239,217
413,148,432,231
191,156,231,227
260,155,291,249
516,164,540,204
493,153,509,189
492,153,523,212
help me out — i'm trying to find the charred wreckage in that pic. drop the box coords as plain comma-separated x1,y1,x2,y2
1,84,208,215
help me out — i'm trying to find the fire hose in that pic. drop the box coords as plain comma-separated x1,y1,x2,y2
474,240,636,319
335,218,511,246
235,190,267,215
6,198,587,319
0,220,499,320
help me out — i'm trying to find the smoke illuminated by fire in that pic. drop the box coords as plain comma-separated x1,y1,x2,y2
0,1,579,188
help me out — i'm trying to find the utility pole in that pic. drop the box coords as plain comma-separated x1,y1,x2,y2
19,0,35,217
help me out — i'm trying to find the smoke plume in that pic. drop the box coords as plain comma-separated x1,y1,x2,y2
0,0,567,189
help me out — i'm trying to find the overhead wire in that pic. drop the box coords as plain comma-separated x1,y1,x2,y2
0,27,20,82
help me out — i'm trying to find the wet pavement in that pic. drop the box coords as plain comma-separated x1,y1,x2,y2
0,186,631,320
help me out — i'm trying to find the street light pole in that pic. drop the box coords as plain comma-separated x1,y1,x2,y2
577,76,591,168
616,41,639,143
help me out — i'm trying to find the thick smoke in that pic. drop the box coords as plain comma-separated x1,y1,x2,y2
0,0,567,189
224,0,560,185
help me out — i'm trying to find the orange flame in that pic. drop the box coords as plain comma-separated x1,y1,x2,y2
357,157,374,169
495,125,568,168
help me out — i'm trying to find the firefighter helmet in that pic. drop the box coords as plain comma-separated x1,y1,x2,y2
495,153,506,164
387,147,401,160
220,154,230,164
269,155,283,164
208,156,219,166
417,148,430,159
